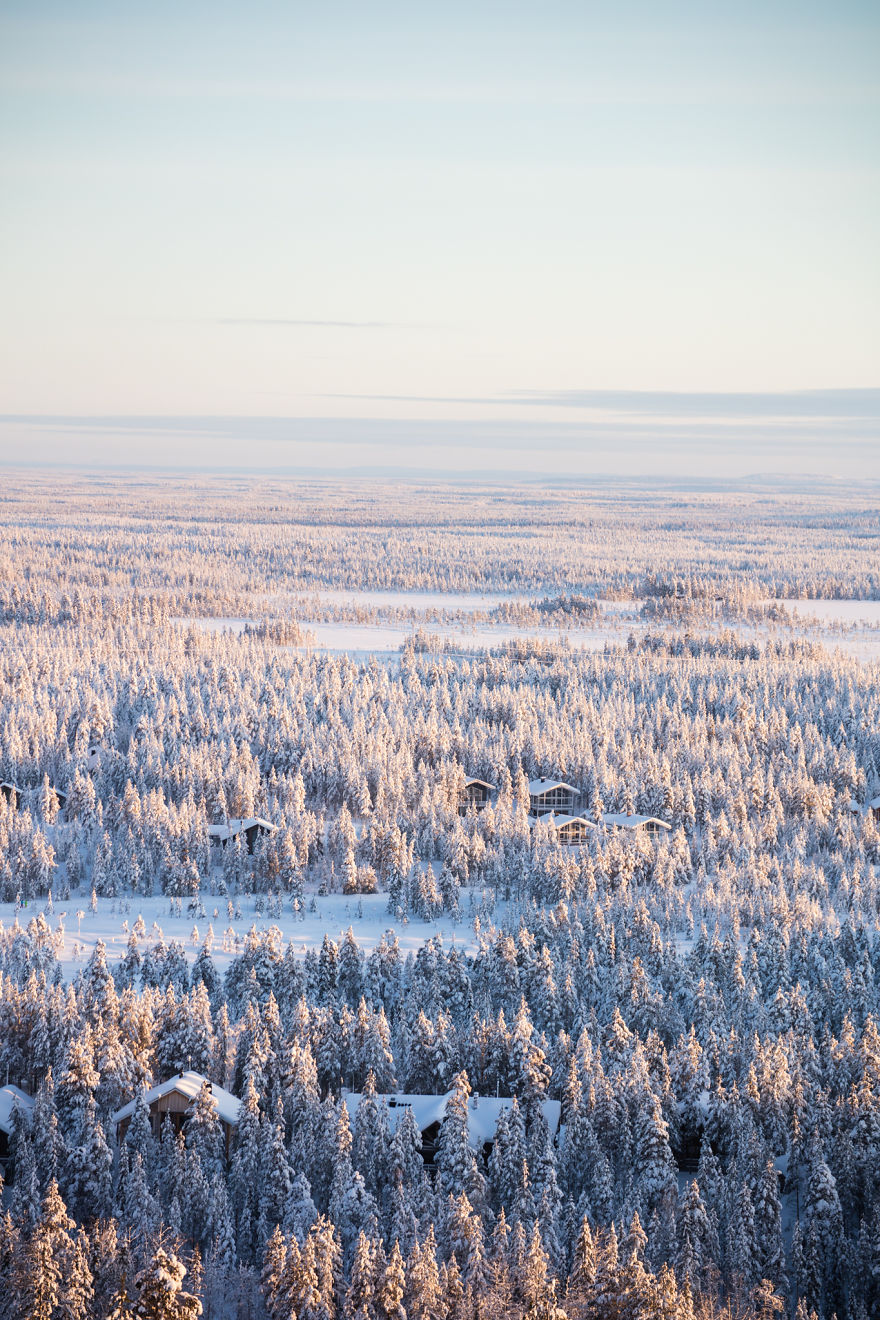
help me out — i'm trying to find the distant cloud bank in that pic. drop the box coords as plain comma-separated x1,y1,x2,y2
1,388,877,480
332,388,880,419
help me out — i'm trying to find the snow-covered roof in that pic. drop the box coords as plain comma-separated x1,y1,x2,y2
529,813,596,832
207,816,276,843
464,778,495,792
601,813,671,831
848,797,880,815
528,778,578,796
0,1085,34,1135
111,1071,241,1129
340,1091,561,1146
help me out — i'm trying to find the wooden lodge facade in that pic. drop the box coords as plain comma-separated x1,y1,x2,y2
112,1071,241,1156
601,812,672,836
207,816,276,854
528,777,580,817
460,778,495,813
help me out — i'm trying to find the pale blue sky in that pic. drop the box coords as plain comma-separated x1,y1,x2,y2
1,1,878,473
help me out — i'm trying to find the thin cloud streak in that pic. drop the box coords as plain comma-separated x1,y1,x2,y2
1,414,877,479
2,414,877,452
215,318,419,330
326,388,880,419
5,69,877,111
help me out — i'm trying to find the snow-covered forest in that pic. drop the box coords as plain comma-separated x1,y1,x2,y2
1,474,880,1320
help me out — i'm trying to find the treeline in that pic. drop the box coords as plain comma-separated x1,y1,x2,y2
2,475,880,604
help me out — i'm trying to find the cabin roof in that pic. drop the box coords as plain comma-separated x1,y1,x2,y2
0,1084,34,1135
528,778,578,796
848,797,880,814
340,1090,561,1146
207,817,276,842
529,813,596,831
111,1071,241,1128
601,812,671,830
461,770,496,792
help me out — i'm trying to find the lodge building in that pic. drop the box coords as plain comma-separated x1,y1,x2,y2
111,1071,241,1155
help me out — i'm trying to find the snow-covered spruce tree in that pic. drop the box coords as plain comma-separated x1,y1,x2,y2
20,1180,94,1320
435,1072,486,1214
133,1248,202,1320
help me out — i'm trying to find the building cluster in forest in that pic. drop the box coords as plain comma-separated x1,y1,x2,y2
1,477,880,1320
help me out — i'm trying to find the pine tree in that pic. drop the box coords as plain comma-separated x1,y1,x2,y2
10,1128,42,1231
284,1172,318,1242
727,1180,756,1300
675,1179,710,1290
753,1160,787,1294
66,1096,113,1221
345,1232,380,1320
311,1215,343,1320
446,1193,487,1293
802,1150,845,1316
230,1075,262,1262
32,1070,67,1193
133,1249,202,1319
208,1173,237,1277
183,1148,213,1249
259,1100,294,1243
566,1216,595,1317
106,1276,138,1320
22,1180,94,1320
435,1073,486,1212
405,1228,443,1320
632,1091,677,1219
121,1151,161,1236
378,1241,407,1320
262,1225,288,1320
353,1072,391,1203
184,1079,226,1181
125,1085,156,1165
508,1000,551,1102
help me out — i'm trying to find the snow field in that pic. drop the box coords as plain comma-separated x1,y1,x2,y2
0,887,486,982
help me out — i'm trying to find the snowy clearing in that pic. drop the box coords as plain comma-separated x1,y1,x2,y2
0,889,487,981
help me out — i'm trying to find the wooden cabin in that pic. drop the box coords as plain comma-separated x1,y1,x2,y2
207,816,276,854
0,1085,34,1173
460,778,495,814
342,1090,561,1168
0,782,21,810
530,813,596,845
528,777,579,817
601,813,671,837
848,797,880,823
112,1071,241,1155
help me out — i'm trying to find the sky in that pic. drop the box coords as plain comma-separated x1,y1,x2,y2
0,0,878,477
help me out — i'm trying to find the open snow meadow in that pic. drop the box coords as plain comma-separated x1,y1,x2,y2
2,472,880,1320
0,887,487,981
